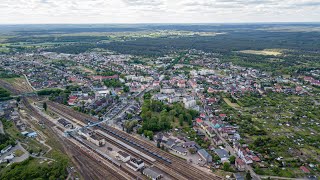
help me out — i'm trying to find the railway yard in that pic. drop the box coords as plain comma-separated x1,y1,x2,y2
0,73,223,179
45,100,222,180
21,97,132,180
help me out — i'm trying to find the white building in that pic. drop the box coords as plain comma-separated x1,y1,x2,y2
4,154,15,161
117,151,130,162
1,145,12,154
126,158,144,171
160,88,175,94
183,97,197,109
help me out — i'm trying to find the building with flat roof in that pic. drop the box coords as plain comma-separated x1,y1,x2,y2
143,166,163,180
1,145,12,154
57,118,73,128
27,132,38,138
126,158,144,171
117,151,130,162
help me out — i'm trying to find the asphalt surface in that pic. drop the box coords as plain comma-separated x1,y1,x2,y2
0,120,4,134
0,142,30,163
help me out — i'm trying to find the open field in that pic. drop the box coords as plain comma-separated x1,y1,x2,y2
223,98,240,108
1,77,33,93
238,49,283,56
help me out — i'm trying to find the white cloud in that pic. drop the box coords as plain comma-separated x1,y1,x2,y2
0,0,319,23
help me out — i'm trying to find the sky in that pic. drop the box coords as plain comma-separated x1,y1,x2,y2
0,0,320,24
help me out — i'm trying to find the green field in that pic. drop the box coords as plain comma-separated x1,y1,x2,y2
223,98,240,108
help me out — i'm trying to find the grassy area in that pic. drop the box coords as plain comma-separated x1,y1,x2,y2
2,77,33,93
223,98,240,108
238,49,283,56
14,149,24,157
0,156,68,179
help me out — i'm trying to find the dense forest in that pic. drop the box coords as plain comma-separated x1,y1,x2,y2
41,30,320,56
139,98,199,136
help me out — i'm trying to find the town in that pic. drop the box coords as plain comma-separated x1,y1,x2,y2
1,44,319,180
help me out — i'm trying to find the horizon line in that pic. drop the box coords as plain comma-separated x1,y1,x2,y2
1,22,320,25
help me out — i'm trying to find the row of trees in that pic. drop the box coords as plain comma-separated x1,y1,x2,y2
103,79,123,88
37,86,81,105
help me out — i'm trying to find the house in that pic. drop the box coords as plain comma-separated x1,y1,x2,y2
244,156,253,164
126,158,144,171
57,119,73,128
182,141,196,148
300,166,310,173
117,151,130,162
164,138,176,149
1,145,12,154
235,158,246,171
177,80,186,88
143,166,163,180
196,118,203,126
212,136,223,146
172,145,188,156
188,80,197,89
205,127,215,138
198,149,212,163
214,149,230,163
68,96,77,105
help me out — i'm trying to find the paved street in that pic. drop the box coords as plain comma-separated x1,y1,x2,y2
0,142,29,163
0,120,4,134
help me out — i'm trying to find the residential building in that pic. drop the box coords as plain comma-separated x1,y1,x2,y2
172,145,188,156
235,158,246,171
214,149,230,163
198,149,212,163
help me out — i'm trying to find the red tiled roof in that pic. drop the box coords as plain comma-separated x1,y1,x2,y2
300,166,310,173
236,158,245,165
69,96,77,100
196,118,203,123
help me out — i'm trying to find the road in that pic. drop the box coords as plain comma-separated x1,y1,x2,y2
0,142,30,163
260,176,306,180
0,120,4,134
201,103,261,179
23,74,36,91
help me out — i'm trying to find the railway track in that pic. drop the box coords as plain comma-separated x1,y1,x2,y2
66,140,126,180
95,131,181,180
22,98,129,180
22,98,56,127
47,101,222,180
0,79,22,95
